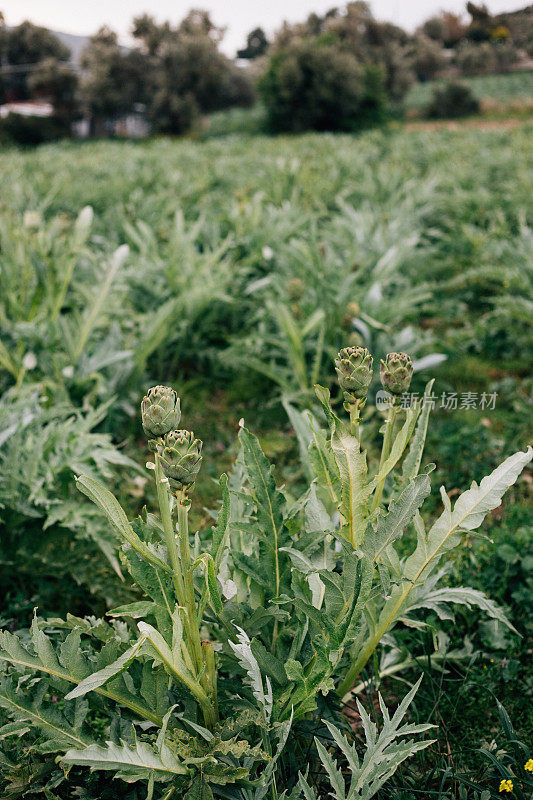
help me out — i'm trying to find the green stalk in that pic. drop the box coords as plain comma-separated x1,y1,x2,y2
202,640,219,720
176,493,204,675
338,585,406,698
154,455,186,607
371,403,398,512
348,399,363,441
154,456,199,675
348,647,470,697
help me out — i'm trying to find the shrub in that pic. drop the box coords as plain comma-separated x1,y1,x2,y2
493,40,520,72
0,112,68,146
410,35,447,81
426,80,480,118
259,39,386,132
455,41,497,75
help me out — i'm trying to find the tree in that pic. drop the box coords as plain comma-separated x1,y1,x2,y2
410,35,447,82
466,2,492,41
0,20,72,103
323,4,415,100
178,8,225,44
455,41,496,74
426,80,479,118
259,39,386,133
28,57,78,126
237,27,269,59
131,13,254,135
79,27,146,133
421,12,467,47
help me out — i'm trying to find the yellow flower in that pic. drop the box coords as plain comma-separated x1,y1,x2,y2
499,778,513,792
525,758,533,772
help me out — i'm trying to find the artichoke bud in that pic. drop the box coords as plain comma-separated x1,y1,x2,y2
342,301,361,330
141,385,181,438
158,430,202,490
286,278,305,302
380,352,413,396
335,346,373,403
347,331,363,348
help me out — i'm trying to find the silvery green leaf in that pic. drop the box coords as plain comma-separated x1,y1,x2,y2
76,475,171,573
401,379,435,483
362,474,430,565
229,627,272,722
65,639,144,700
406,584,517,632
0,678,92,751
315,678,434,799
404,447,532,585
62,737,187,778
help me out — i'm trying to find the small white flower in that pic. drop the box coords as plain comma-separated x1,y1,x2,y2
221,579,238,600
262,245,274,260
22,352,37,370
62,365,74,378
145,461,156,471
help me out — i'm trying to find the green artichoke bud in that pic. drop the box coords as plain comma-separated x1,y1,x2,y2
141,386,181,438
342,301,361,330
158,430,202,490
335,346,373,402
286,278,305,302
347,331,363,348
380,352,413,396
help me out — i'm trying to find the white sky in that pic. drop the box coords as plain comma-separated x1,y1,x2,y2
1,0,524,56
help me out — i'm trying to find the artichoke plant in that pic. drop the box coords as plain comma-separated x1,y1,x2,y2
141,385,181,438
380,351,414,396
157,429,203,490
334,345,374,403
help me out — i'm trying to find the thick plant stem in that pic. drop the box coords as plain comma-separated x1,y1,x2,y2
348,399,363,441
176,493,204,675
202,641,219,721
154,457,199,678
154,455,186,607
337,588,405,698
372,403,398,511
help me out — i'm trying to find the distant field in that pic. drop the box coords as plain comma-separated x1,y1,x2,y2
204,71,533,137
405,69,533,110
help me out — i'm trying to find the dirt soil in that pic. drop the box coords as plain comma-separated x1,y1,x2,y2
405,117,527,132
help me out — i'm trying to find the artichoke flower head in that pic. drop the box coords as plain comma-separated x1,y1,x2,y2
335,345,374,403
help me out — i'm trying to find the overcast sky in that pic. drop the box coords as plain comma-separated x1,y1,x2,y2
1,0,523,55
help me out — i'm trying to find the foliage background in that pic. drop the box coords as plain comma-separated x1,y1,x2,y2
0,120,531,797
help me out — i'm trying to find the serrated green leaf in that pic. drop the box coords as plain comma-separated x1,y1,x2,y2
185,775,215,799
0,629,163,726
229,627,272,722
401,380,434,482
65,638,145,700
362,474,431,565
62,737,187,777
0,678,92,750
405,447,532,585
212,473,231,565
108,601,158,619
239,426,286,599
76,475,171,573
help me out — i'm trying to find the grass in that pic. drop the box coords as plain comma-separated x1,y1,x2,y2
405,68,533,111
